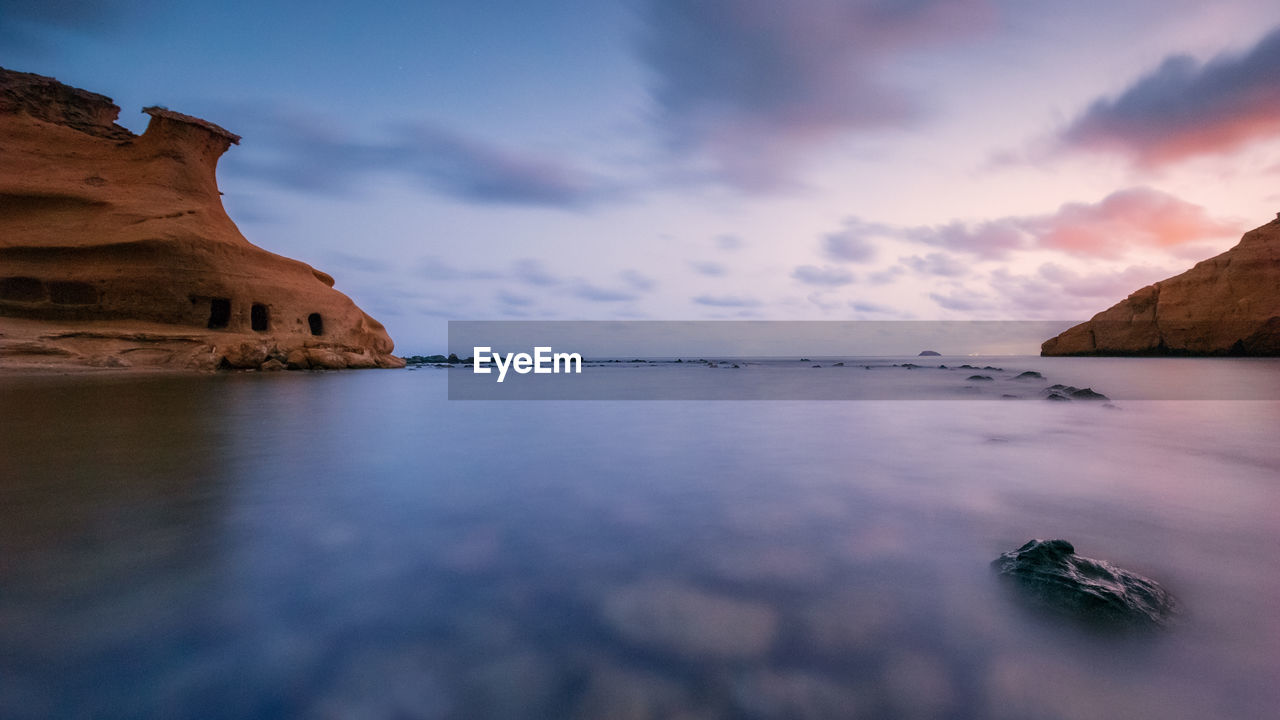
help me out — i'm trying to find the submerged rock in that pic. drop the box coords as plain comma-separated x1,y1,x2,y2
993,539,1174,627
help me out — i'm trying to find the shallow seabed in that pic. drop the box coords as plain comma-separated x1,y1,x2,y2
2,361,1278,719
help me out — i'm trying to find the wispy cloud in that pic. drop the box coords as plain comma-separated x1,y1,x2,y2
638,0,993,190
1061,27,1280,167
571,282,639,303
416,256,503,281
823,218,888,262
0,0,129,49
791,265,855,286
850,187,1239,260
690,260,728,276
715,234,746,251
511,258,562,286
619,269,656,292
692,294,761,308
220,108,612,208
899,252,967,277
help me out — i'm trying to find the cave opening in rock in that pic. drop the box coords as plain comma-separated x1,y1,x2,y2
251,303,269,332
308,313,324,336
0,276,46,302
208,298,231,329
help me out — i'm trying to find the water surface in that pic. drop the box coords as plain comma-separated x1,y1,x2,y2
2,360,1278,718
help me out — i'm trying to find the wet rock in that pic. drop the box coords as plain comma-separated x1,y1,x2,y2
967,375,993,381
918,350,941,356
992,539,1174,627
1068,387,1109,401
1014,371,1042,379
1045,393,1070,402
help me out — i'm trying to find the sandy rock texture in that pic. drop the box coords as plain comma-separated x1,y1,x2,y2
0,67,403,371
1043,217,1280,356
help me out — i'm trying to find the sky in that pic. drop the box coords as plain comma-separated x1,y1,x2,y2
5,0,1280,354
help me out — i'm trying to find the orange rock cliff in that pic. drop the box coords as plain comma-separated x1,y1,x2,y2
0,67,404,371
1042,216,1280,356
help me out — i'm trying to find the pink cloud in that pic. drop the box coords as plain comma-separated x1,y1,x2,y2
905,187,1240,259
1061,27,1280,167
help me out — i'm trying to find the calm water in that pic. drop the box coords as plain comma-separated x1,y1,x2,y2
2,359,1279,719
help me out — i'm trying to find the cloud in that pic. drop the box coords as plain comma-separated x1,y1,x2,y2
929,288,996,313
693,294,761,308
1061,27,1280,166
0,0,128,48
512,259,561,286
571,283,638,303
220,109,609,208
715,234,746,251
849,300,896,314
416,256,502,281
638,0,992,190
904,187,1239,259
689,260,728,276
497,290,534,307
899,252,967,277
791,265,855,286
823,218,888,262
619,269,656,292
928,262,1185,318
328,252,393,274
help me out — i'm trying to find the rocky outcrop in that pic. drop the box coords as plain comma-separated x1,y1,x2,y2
0,67,403,371
993,539,1174,627
1043,217,1280,356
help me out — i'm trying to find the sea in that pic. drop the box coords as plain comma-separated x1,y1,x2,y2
2,357,1278,719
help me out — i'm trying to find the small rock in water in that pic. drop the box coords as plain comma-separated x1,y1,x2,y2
918,350,941,356
1014,371,1043,379
1045,393,1070,402
1069,387,1109,401
992,539,1174,627
967,375,993,381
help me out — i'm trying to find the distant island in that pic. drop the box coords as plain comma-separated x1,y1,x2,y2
918,350,941,356
1043,216,1279,356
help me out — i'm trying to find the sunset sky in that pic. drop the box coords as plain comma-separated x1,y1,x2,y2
6,0,1280,353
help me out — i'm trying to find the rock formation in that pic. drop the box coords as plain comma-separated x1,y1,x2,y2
0,67,403,371
1043,217,1280,356
993,539,1174,627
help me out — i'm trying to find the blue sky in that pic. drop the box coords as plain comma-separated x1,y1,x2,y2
5,0,1280,353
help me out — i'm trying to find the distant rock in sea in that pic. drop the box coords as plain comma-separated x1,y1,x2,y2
918,350,941,356
993,539,1174,627
0,67,402,371
1043,216,1280,356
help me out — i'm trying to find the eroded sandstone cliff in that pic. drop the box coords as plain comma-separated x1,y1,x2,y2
0,68,403,370
1042,217,1280,356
